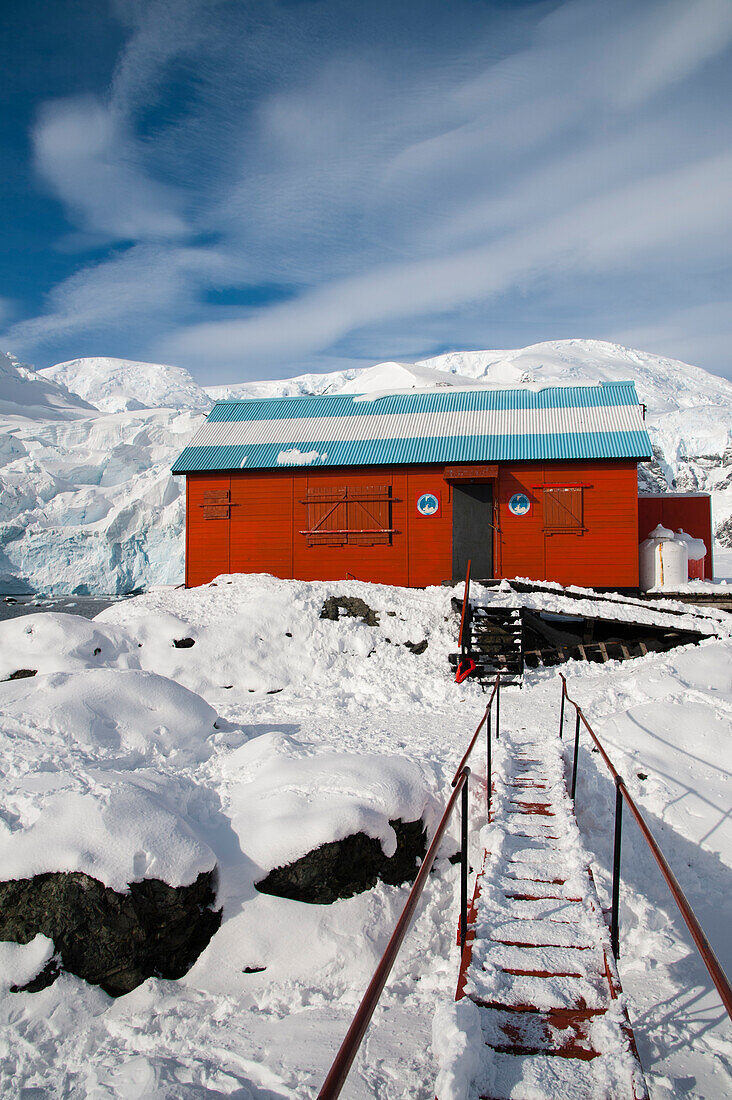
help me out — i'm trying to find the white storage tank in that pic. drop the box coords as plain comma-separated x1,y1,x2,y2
639,525,688,590
675,528,707,580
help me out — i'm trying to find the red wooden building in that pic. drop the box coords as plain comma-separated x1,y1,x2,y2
173,383,654,590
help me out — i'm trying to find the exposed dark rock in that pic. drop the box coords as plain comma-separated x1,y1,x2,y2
242,965,267,974
403,639,428,655
4,669,37,681
11,956,60,993
255,818,427,904
0,870,221,997
173,637,196,649
320,596,379,627
716,515,732,549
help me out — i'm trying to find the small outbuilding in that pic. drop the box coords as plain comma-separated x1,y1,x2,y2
172,382,653,589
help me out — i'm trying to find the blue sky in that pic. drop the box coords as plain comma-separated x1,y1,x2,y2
2,0,731,383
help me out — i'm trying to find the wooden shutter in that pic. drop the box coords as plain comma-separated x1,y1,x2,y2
542,487,584,532
202,489,230,520
301,486,394,545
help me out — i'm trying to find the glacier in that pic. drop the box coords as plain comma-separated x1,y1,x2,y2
0,340,728,594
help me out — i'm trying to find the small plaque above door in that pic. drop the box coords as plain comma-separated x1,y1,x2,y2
444,465,498,481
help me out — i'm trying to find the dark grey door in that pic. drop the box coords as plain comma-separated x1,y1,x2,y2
452,484,493,580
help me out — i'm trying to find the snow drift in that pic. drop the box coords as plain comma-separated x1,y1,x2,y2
0,572,728,1096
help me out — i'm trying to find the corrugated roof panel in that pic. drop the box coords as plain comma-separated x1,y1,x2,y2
172,429,653,473
187,402,645,451
205,381,640,423
172,382,653,472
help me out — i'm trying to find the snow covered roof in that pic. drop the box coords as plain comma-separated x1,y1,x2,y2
172,381,652,472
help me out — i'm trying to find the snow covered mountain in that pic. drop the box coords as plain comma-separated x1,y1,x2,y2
40,357,213,414
0,351,96,419
0,340,729,593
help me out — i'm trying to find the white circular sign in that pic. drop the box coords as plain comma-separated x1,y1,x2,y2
417,492,440,516
508,492,531,516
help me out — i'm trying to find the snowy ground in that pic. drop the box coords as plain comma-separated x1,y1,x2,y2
0,575,730,1098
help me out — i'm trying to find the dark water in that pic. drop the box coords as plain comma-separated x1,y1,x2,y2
0,595,134,622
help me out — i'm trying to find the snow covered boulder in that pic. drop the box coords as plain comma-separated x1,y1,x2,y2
255,817,427,904
0,870,220,997
0,667,217,767
0,934,55,993
230,733,439,904
0,670,219,884
0,612,138,681
0,667,223,995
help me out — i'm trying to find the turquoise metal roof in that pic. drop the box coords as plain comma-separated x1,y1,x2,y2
173,382,653,473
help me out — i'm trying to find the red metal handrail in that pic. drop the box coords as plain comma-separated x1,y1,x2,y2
318,685,501,1099
559,673,732,1019
452,675,500,785
318,769,470,1100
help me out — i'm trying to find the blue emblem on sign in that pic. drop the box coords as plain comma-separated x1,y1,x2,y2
508,492,531,516
417,492,440,516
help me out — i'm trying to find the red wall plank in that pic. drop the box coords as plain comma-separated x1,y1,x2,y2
186,475,230,587
230,472,294,578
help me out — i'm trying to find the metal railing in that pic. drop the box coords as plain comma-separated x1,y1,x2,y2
558,673,732,1018
318,678,500,1099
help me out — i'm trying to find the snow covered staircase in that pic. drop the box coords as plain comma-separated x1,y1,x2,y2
454,728,648,1099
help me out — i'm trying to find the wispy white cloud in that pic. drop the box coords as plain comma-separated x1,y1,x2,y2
160,151,732,369
4,0,732,379
606,0,732,108
33,96,188,242
0,299,16,328
611,300,732,377
6,244,230,347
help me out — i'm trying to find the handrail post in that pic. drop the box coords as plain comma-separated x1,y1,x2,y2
559,681,565,740
495,676,500,740
571,710,581,800
460,770,470,954
486,709,492,820
611,779,623,958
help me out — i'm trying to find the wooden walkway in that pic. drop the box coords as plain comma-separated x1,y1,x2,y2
454,729,648,1099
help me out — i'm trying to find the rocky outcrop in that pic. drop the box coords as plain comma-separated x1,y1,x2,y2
715,515,732,548
255,818,427,904
0,870,221,997
320,596,379,627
